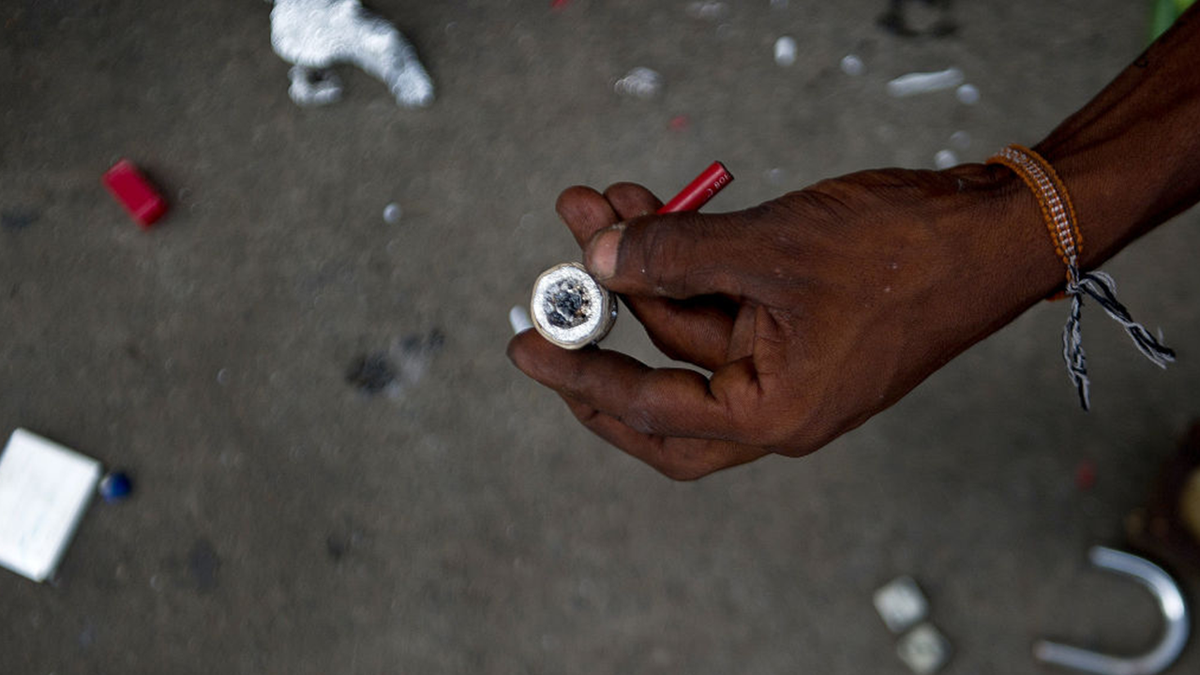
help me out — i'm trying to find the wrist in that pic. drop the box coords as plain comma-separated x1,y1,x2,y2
977,142,1179,409
1035,138,1200,272
1031,8,1200,270
941,163,1066,316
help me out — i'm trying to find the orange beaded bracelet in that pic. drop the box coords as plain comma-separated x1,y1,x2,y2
988,145,1083,281
986,144,1175,410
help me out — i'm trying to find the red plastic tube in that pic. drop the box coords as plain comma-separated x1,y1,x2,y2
657,161,734,214
103,160,167,228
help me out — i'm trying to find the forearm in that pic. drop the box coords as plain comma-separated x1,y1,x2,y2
1034,5,1200,269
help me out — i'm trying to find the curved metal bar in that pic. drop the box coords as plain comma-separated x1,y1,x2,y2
1034,547,1190,675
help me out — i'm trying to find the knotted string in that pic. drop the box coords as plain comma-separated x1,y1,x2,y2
1062,269,1175,410
988,144,1175,410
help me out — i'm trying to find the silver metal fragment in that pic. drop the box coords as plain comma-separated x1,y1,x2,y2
774,36,797,67
934,149,958,170
840,54,864,76
614,67,663,99
897,623,952,675
530,263,617,349
874,576,930,634
886,68,964,97
956,83,980,105
270,0,434,108
382,202,402,224
1034,547,1188,675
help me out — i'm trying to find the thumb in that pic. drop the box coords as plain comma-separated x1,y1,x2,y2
584,211,754,299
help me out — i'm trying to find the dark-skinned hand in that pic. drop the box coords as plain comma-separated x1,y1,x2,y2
508,166,1063,479
510,10,1200,479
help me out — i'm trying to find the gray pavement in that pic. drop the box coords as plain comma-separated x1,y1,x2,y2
2,1,1199,673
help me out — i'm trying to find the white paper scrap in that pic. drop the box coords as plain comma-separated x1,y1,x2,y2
0,429,101,582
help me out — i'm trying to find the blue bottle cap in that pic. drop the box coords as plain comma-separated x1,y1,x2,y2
98,472,133,503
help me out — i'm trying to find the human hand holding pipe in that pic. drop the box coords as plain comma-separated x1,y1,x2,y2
509,13,1200,480
508,157,1080,479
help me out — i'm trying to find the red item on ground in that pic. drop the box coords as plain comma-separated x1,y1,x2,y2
103,160,167,228
1075,459,1097,490
657,161,733,214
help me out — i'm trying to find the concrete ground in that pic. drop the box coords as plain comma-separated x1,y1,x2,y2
3,1,1199,673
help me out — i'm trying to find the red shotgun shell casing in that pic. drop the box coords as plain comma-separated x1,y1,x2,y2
103,160,167,228
657,161,733,214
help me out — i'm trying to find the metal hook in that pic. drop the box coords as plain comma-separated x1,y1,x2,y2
1034,547,1190,675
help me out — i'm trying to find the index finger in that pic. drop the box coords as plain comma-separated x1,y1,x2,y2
555,185,629,247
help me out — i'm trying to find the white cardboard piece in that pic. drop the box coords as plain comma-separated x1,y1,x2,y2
0,429,101,582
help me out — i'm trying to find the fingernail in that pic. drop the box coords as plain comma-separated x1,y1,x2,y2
586,225,624,280
508,305,533,335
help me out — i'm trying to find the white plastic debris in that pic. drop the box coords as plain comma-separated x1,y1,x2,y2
774,36,797,67
383,202,402,224
896,623,952,675
614,67,663,99
886,68,964,97
840,54,864,76
270,0,434,108
685,1,729,20
934,149,958,170
874,576,929,633
509,305,533,335
955,83,980,105
0,429,101,582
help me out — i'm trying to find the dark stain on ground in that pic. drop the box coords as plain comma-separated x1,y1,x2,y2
878,0,957,38
326,533,350,561
403,329,445,353
326,521,368,563
1,209,39,230
346,329,445,396
346,352,396,394
187,539,220,592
